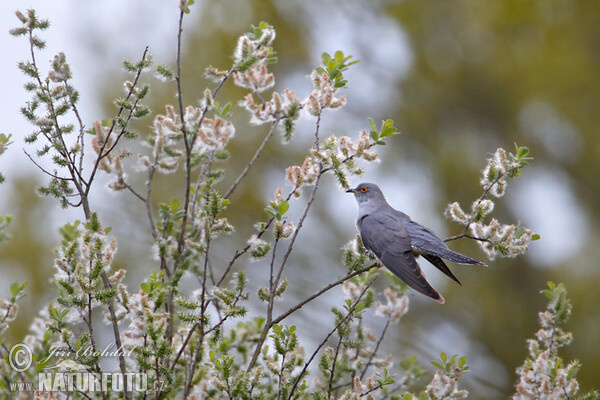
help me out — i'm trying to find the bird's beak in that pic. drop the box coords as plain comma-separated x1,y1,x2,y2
346,188,358,193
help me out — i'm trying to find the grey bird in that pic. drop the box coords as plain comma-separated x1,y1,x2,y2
346,182,485,303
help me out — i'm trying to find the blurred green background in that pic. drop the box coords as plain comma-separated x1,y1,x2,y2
1,1,599,397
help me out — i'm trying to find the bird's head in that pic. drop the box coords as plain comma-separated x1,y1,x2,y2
345,182,385,204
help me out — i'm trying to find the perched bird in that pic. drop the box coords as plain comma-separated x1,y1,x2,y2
346,182,485,303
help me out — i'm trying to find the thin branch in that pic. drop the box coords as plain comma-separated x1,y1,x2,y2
247,238,280,371
360,319,391,380
121,180,146,202
276,170,322,281
224,118,280,199
84,291,107,400
327,336,343,400
360,383,385,398
23,149,72,181
170,322,197,371
443,233,492,243
272,263,377,327
64,79,86,176
276,353,287,400
183,212,214,398
100,271,130,400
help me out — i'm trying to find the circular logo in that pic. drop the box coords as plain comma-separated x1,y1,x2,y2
9,343,33,372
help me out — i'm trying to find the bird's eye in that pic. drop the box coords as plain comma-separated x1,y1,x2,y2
360,187,368,192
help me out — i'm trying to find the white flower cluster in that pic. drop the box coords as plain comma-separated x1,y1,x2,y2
445,200,494,226
514,350,579,399
49,52,72,82
374,287,409,323
285,156,320,198
342,280,368,302
232,24,276,93
234,64,274,93
348,373,384,400
481,147,524,198
310,131,380,189
275,220,295,239
196,117,235,152
336,131,379,161
248,234,271,260
304,71,346,116
121,291,165,348
0,298,18,335
445,145,537,260
470,218,535,259
425,370,468,399
239,89,300,126
23,316,46,352
54,229,118,285
233,24,276,65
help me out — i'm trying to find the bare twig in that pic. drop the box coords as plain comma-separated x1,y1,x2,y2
224,118,280,199
272,263,377,327
23,149,72,181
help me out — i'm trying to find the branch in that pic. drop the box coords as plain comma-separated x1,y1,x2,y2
23,149,72,181
247,238,281,371
224,118,280,199
272,263,377,327
100,271,130,400
327,336,343,400
360,319,391,379
63,79,86,176
443,233,492,243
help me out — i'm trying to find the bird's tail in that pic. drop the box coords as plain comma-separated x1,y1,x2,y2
440,248,486,266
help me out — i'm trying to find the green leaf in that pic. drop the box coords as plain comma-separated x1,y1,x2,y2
440,352,447,364
532,233,541,241
279,200,289,215
170,198,180,212
430,361,444,370
368,117,377,133
354,301,365,313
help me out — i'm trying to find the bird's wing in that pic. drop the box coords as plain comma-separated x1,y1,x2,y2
404,219,486,266
359,213,444,303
